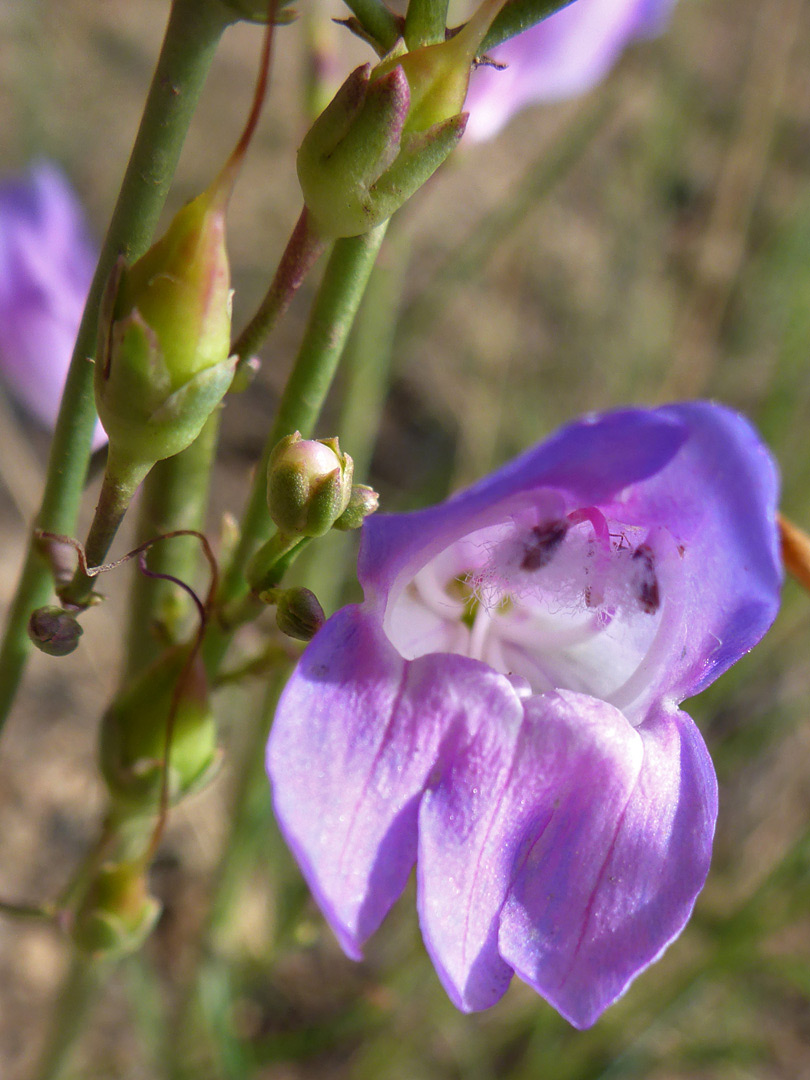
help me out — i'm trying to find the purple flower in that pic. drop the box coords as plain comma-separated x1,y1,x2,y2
267,403,781,1028
465,0,678,140
0,163,105,447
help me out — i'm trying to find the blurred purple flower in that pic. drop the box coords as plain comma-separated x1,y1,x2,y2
268,403,781,1027
0,162,105,447
465,0,678,140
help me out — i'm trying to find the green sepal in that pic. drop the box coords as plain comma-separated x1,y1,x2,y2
96,307,235,466
297,64,411,238
100,646,219,812
72,861,162,959
369,113,468,219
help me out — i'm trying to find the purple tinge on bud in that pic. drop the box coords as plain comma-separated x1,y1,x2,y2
28,605,83,657
465,0,677,140
267,403,781,1028
0,163,106,447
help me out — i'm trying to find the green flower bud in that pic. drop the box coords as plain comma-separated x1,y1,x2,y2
266,433,353,537
274,586,326,641
377,0,507,136
296,0,506,238
72,861,161,959
27,606,83,657
100,646,219,811
333,484,380,530
95,183,236,470
297,62,465,237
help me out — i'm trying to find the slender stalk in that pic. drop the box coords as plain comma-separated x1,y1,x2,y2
341,0,401,51
59,458,152,610
205,223,389,671
123,416,221,683
0,0,234,735
231,207,327,378
307,230,409,612
33,954,112,1080
405,0,449,46
168,676,285,1077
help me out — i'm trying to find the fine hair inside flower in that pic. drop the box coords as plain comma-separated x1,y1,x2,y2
383,491,685,723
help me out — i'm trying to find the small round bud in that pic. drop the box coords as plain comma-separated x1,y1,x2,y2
274,587,326,641
334,485,380,531
28,606,83,657
266,433,353,537
72,861,161,958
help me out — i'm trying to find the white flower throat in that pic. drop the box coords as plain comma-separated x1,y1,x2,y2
384,497,681,721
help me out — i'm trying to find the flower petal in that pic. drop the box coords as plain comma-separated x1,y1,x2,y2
498,697,717,1029
0,163,105,447
465,0,677,141
267,606,502,957
360,409,687,607
417,688,643,1012
613,402,781,700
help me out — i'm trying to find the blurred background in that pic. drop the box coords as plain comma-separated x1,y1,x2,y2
1,0,810,1076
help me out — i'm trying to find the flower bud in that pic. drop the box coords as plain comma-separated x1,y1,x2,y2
297,62,465,237
94,183,236,470
27,605,83,657
333,484,380,530
274,587,326,641
377,0,507,136
100,646,219,811
72,861,161,959
266,433,353,537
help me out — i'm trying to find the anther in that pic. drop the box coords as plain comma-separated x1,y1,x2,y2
520,519,569,571
631,543,660,614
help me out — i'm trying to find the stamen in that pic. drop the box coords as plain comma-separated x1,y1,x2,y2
631,543,660,614
520,519,569,570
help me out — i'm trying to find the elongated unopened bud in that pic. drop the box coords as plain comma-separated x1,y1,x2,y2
95,188,235,470
377,0,507,135
100,646,219,811
297,62,465,238
95,5,277,472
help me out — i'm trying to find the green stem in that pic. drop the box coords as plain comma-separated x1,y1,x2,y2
0,0,233,735
167,676,285,1077
341,0,401,51
34,954,113,1080
405,0,449,46
231,207,327,380
205,223,389,671
123,415,220,683
307,230,409,612
59,457,152,610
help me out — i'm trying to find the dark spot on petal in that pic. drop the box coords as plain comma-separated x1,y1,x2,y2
521,520,569,571
632,543,660,614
